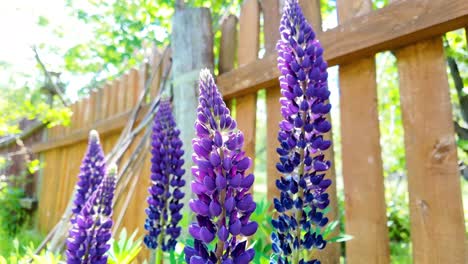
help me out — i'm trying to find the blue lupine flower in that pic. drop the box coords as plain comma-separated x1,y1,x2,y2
71,130,106,218
144,99,186,252
271,0,332,263
66,164,117,264
184,69,258,264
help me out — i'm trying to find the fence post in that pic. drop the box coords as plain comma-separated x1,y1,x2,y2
171,7,214,208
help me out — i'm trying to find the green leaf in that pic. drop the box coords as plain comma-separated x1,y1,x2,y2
328,234,354,243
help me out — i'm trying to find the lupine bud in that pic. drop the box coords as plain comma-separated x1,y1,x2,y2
71,130,106,219
271,1,333,263
66,164,117,264
184,69,258,264
144,100,185,252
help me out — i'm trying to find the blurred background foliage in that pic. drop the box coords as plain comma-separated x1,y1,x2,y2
0,0,467,263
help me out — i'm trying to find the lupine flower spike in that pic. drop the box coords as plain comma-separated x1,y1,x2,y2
184,69,258,264
66,164,117,264
271,0,332,263
71,130,106,220
144,99,186,262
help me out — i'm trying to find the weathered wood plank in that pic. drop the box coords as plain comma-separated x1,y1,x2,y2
217,0,468,99
172,7,214,208
261,0,280,54
219,14,238,113
117,73,128,114
299,0,321,31
263,0,282,202
139,62,148,101
89,91,97,123
219,14,238,74
110,80,119,116
95,87,104,122
339,59,391,263
236,0,259,179
265,86,281,202
336,0,390,263
82,97,91,127
127,69,139,110
150,48,162,100
103,83,112,119
396,38,466,264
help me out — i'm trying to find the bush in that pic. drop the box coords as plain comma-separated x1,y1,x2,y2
0,182,28,236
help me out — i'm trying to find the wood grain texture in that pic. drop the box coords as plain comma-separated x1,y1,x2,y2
150,49,162,100
219,14,238,113
126,69,138,110
261,0,280,54
82,98,91,126
265,86,281,202
103,83,112,119
299,0,321,31
219,14,238,74
237,0,260,179
217,0,468,99
95,87,104,122
262,0,281,202
171,7,214,208
395,38,466,264
337,0,390,263
117,73,128,113
89,91,97,123
339,58,390,264
110,80,120,116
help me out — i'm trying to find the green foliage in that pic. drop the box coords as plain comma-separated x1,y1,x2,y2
249,200,273,263
0,244,62,264
0,229,44,262
0,182,28,236
107,228,143,264
386,184,410,243
0,85,71,136
390,242,412,264
63,0,240,92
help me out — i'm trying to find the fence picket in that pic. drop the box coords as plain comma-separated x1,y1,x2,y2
396,38,466,263
126,69,139,110
118,73,128,114
29,4,468,263
237,0,259,178
336,1,390,263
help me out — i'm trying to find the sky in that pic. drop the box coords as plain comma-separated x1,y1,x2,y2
0,0,339,102
0,0,92,99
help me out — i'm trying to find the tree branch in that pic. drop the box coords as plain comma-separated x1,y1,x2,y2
446,56,468,122
32,47,69,106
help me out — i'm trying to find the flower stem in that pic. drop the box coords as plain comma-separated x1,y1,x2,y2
156,247,164,264
215,148,226,264
293,80,307,264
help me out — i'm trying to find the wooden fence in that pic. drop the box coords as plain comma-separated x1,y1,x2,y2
32,0,467,263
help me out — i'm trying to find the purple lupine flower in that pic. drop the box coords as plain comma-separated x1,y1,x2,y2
66,164,117,264
144,99,186,252
184,69,258,264
72,130,106,217
271,0,332,263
